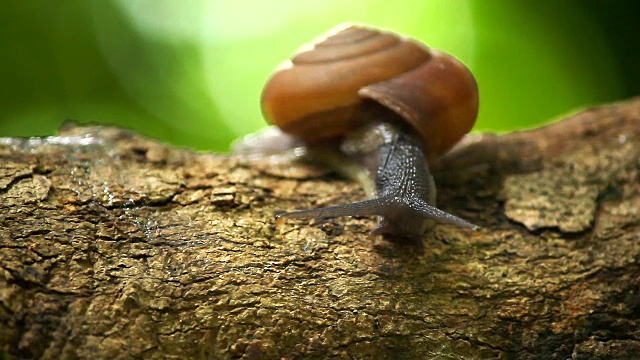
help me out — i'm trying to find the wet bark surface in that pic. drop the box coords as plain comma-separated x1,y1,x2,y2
1,98,639,359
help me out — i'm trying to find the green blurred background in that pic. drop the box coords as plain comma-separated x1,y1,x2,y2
1,1,638,152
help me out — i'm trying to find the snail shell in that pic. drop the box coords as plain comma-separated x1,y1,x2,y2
261,23,479,159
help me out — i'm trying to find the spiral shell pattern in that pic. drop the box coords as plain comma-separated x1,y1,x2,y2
261,23,478,157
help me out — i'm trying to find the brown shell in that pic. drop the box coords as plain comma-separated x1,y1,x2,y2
261,23,479,157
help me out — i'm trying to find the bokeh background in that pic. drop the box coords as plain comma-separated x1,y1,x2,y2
2,1,638,152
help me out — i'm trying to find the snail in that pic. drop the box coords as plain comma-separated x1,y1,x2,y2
235,23,479,241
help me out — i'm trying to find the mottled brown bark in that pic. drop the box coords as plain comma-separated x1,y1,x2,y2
1,98,639,359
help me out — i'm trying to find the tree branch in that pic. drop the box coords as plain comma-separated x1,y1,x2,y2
1,98,640,359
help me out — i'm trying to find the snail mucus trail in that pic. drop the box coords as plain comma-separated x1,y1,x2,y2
237,23,480,241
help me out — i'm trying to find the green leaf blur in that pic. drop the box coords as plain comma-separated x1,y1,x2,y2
1,1,638,152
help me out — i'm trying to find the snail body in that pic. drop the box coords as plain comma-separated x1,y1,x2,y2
239,23,479,240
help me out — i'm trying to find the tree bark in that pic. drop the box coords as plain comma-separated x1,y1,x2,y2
1,98,639,359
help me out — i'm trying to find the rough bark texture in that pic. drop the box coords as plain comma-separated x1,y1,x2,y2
1,98,639,359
